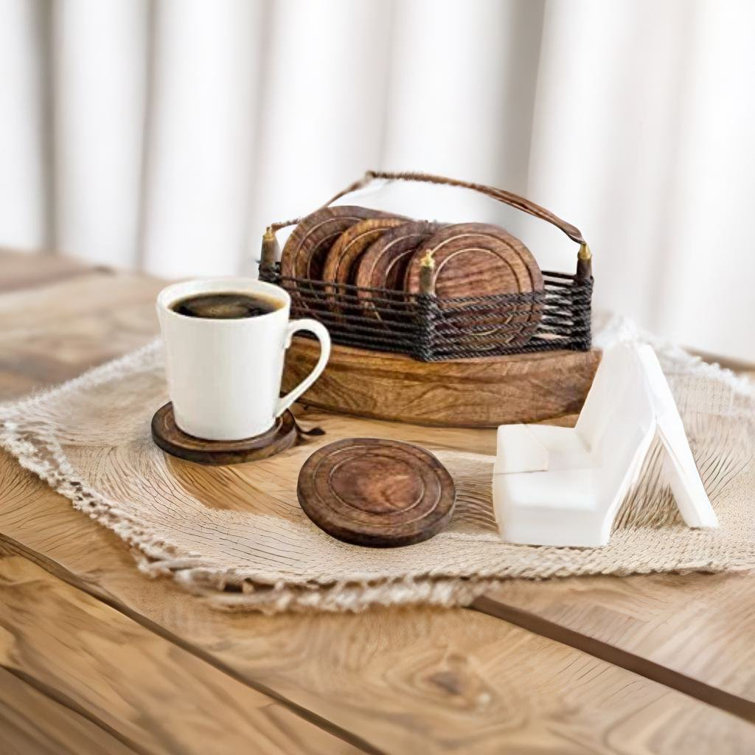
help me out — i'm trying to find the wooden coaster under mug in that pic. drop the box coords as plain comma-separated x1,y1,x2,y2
297,437,456,547
152,402,298,465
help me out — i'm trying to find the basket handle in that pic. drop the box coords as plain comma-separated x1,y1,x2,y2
266,169,591,263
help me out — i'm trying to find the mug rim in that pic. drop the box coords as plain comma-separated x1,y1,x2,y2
157,277,290,323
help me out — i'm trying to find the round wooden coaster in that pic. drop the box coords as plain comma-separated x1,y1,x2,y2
280,206,391,283
354,221,442,321
404,222,544,346
405,222,542,297
297,438,456,547
151,403,297,465
321,217,408,316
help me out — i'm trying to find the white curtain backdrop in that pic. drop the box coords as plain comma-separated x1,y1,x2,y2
1,0,754,361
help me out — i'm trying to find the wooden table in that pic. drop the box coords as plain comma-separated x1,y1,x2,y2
0,250,753,754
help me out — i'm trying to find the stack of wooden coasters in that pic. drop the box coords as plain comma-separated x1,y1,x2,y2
280,207,544,346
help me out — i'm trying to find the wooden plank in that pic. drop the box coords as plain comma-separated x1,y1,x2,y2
1,457,754,753
0,269,164,395
0,542,361,754
0,667,136,755
0,249,94,293
479,572,755,705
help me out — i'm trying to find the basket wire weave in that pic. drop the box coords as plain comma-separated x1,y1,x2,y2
262,170,593,362
258,265,592,361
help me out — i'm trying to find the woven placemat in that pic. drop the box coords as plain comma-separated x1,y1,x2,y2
0,316,752,613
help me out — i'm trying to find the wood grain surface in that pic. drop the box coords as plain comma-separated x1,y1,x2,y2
297,437,456,547
1,249,753,753
0,667,135,755
282,336,601,426
2,451,754,752
483,571,755,703
0,543,358,754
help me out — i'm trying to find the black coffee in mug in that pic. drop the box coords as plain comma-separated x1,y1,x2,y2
170,292,282,320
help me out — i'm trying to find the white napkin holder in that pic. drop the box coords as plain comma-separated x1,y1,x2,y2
492,342,718,547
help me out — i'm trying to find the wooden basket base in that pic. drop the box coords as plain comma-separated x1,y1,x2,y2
283,339,601,428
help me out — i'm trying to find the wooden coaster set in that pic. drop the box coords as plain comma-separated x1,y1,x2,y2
154,171,597,548
277,209,545,348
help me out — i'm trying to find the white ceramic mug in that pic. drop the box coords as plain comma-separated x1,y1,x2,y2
157,277,330,441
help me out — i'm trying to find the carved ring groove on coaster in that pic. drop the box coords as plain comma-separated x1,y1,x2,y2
354,220,442,322
297,438,456,547
321,216,408,319
280,206,392,282
151,403,298,465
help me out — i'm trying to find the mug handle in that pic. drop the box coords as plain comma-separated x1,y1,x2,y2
275,319,331,417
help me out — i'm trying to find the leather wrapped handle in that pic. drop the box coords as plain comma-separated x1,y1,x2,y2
268,169,588,252
361,171,584,245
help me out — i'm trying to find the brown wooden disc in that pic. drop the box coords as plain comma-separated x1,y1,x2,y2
405,222,542,297
404,222,544,347
151,403,297,465
323,217,409,287
297,438,456,547
280,206,391,283
354,221,442,321
321,217,408,316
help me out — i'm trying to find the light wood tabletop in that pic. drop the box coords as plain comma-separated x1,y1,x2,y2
0,250,753,754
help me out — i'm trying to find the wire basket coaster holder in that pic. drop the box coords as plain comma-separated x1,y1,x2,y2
260,171,600,427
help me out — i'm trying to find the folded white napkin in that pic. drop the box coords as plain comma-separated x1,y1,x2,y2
493,343,718,547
